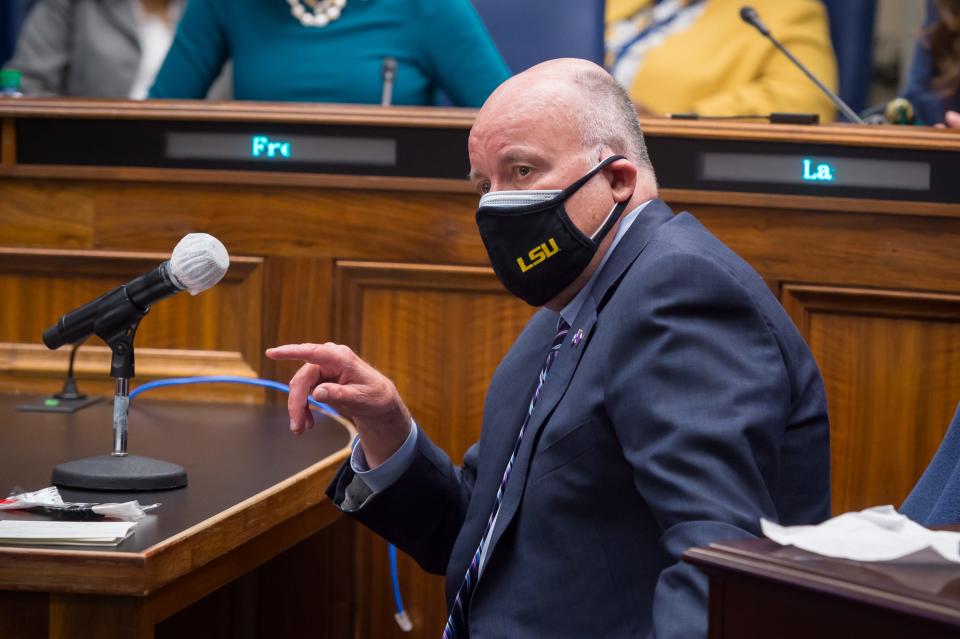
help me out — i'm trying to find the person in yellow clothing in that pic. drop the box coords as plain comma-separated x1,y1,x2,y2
607,0,838,122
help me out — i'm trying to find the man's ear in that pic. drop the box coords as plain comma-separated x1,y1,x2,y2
603,158,638,203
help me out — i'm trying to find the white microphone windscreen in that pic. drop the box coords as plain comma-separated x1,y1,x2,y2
168,233,230,295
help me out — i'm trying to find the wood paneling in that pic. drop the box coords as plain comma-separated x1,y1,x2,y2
680,205,960,295
783,285,960,514
260,256,335,387
0,181,94,247
0,343,257,403
88,181,482,262
0,591,47,639
335,261,534,639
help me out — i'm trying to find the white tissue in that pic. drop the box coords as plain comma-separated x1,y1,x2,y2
762,505,960,563
168,233,229,295
91,501,158,522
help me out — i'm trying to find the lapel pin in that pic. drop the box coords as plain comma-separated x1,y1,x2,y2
572,328,584,347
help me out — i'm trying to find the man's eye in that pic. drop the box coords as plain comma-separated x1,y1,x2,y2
479,182,491,194
516,166,531,177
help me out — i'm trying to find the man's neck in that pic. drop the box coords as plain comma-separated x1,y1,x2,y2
550,198,653,322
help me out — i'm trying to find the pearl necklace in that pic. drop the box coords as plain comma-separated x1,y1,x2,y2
287,0,347,27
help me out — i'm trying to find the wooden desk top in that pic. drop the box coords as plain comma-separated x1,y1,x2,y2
684,537,960,628
0,394,352,596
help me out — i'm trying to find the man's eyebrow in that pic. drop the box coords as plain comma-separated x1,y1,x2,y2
467,148,541,182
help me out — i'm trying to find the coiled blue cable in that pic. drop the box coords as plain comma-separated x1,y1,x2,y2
128,375,411,630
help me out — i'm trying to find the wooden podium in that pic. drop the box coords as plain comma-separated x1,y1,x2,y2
1,99,959,638
684,537,960,638
0,395,352,638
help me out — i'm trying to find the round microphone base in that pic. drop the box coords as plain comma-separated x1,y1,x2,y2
52,454,187,491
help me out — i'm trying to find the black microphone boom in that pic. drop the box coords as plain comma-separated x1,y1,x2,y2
739,6,865,124
42,261,184,350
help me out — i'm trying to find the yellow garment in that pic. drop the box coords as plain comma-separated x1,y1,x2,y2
606,0,838,122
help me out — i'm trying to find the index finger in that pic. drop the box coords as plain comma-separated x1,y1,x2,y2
266,343,353,369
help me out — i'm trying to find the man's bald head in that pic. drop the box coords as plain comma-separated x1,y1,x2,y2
474,59,656,185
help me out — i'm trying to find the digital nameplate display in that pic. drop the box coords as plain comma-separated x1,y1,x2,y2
14,118,470,180
699,152,932,191
166,132,398,166
14,119,960,202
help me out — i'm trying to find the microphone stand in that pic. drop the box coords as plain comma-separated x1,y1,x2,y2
381,57,397,107
15,339,103,413
51,292,187,491
740,6,865,124
765,34,864,124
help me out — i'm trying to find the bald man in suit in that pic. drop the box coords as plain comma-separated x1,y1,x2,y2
268,59,830,638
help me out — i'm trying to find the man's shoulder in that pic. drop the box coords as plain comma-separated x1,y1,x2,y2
633,210,759,284
616,209,783,320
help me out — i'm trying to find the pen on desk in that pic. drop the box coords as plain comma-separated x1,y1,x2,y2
36,504,104,520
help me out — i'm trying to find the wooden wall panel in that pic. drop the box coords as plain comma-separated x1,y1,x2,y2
677,204,960,295
335,261,534,639
260,256,335,386
0,181,94,248
783,285,960,514
0,248,265,402
0,178,486,264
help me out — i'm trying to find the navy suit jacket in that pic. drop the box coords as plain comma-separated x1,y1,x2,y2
328,200,831,638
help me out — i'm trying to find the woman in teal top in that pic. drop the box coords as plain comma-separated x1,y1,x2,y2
149,0,510,106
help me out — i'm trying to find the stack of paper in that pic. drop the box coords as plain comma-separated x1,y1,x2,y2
0,520,137,546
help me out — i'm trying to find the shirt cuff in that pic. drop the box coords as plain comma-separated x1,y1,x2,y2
349,419,418,494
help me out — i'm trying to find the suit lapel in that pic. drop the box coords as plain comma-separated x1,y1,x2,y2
479,199,676,568
101,0,141,50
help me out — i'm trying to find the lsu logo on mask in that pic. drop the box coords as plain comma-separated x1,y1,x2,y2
516,238,560,273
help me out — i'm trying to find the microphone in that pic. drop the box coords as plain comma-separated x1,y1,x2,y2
860,97,918,125
739,6,865,124
381,56,397,107
884,97,917,125
42,233,229,350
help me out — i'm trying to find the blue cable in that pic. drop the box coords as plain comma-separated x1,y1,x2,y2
129,375,332,412
389,543,412,630
128,375,411,630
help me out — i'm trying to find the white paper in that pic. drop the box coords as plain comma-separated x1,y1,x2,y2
0,520,137,546
762,505,960,563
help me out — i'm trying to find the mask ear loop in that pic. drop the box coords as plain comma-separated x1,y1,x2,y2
557,154,626,200
589,200,628,241
572,155,628,243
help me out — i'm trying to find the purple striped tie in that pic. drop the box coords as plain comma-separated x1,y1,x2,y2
442,318,570,639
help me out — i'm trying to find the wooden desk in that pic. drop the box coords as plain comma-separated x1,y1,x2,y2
0,395,352,638
1,99,959,638
684,538,960,639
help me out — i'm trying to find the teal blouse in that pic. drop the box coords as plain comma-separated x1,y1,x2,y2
149,0,510,107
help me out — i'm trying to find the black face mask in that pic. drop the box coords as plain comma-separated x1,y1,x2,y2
475,155,628,307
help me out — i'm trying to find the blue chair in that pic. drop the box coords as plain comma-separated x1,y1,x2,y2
469,0,606,73
821,0,877,116
1,0,35,68
901,402,960,526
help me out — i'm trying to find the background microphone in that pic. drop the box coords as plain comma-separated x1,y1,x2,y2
42,233,229,350
859,97,918,125
884,97,917,124
739,6,865,124
381,57,397,107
